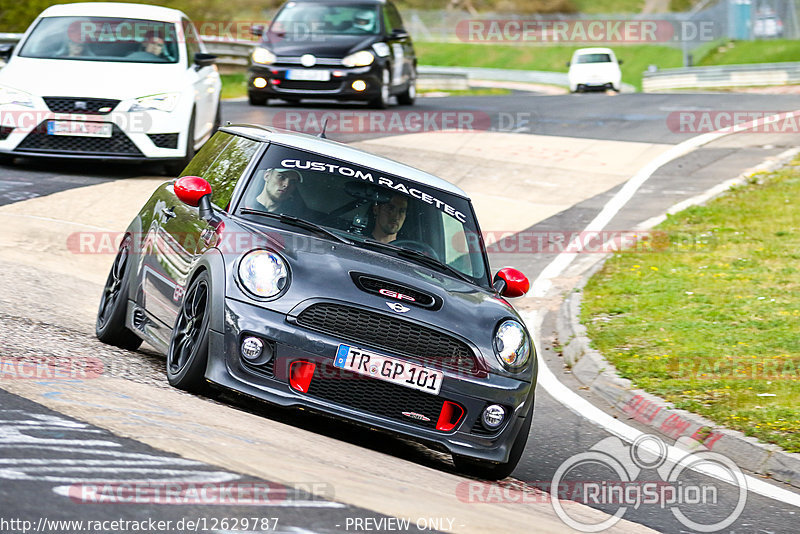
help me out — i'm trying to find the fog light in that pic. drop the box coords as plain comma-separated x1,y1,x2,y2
253,77,267,89
482,405,505,429
241,337,263,361
352,80,367,92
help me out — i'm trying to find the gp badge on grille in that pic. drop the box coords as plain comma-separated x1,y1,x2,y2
402,411,431,422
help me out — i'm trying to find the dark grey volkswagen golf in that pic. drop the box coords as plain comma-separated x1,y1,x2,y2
96,124,536,479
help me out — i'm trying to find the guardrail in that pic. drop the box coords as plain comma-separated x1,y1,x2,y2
643,62,800,92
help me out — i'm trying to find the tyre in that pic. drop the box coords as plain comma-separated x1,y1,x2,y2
248,92,269,106
368,68,391,109
96,236,143,350
164,109,196,176
166,270,211,393
397,70,416,106
452,408,533,480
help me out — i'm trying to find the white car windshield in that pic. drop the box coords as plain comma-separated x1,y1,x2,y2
236,144,490,286
575,53,613,64
18,16,180,63
270,3,381,36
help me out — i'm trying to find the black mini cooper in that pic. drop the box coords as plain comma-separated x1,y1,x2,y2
247,0,416,108
96,125,536,479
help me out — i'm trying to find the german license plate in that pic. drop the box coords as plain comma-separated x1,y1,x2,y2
47,121,112,138
333,344,442,395
286,69,330,82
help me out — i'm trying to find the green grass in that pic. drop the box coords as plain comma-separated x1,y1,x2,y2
416,42,682,91
221,73,247,100
571,0,645,14
581,160,800,452
698,39,800,66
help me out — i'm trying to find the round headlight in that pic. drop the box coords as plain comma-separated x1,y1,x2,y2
493,320,530,369
238,250,288,298
252,47,276,65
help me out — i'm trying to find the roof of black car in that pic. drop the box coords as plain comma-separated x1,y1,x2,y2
221,125,469,198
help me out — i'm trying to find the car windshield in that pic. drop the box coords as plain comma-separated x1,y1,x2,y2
575,53,612,64
236,144,490,287
18,16,180,63
270,2,381,36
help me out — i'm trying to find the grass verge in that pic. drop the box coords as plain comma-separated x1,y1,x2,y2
698,39,800,66
221,73,247,100
415,42,682,91
581,159,800,452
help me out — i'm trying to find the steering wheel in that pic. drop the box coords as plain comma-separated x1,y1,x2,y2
392,240,441,262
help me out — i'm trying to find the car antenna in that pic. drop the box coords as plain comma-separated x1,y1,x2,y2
318,118,329,139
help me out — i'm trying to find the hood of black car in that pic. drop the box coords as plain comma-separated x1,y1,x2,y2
264,34,379,58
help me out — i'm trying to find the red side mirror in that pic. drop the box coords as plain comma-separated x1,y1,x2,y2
174,176,212,207
494,267,530,298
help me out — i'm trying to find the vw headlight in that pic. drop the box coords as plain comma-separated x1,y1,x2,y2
0,85,34,108
131,92,180,112
342,50,374,67
252,47,276,65
493,320,530,369
238,250,288,298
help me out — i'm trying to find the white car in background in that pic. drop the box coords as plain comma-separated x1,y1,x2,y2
0,2,222,174
567,47,622,93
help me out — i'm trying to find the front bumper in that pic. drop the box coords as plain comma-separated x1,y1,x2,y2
206,297,535,463
0,101,189,160
247,64,383,101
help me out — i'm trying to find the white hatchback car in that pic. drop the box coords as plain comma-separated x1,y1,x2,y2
567,47,622,93
0,2,222,174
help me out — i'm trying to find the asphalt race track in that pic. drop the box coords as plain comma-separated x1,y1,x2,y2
1,90,800,533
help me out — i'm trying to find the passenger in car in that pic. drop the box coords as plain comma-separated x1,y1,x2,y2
127,32,166,61
371,193,407,243
254,167,306,215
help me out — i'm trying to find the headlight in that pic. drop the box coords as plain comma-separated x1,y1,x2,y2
342,50,374,67
238,250,288,299
493,320,530,369
0,85,34,108
131,92,180,112
252,47,276,65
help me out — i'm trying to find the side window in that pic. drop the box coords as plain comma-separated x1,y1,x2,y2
387,3,404,31
202,135,261,209
180,132,231,180
382,6,395,34
182,20,201,66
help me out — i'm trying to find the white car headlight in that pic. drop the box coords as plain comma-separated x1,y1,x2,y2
252,47,276,65
494,320,531,369
0,85,34,108
342,50,374,67
238,250,288,298
131,92,180,112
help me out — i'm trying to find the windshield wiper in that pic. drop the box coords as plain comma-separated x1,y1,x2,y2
360,239,475,285
238,209,352,245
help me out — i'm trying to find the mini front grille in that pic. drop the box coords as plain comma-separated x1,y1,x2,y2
305,362,450,429
44,97,119,115
0,126,13,140
296,303,478,374
16,121,143,157
147,133,179,149
352,273,438,309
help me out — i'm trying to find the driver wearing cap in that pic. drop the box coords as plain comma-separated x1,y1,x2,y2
256,168,304,213
371,193,407,243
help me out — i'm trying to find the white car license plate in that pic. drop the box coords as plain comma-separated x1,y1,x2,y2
286,69,330,82
333,344,442,395
47,121,112,138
